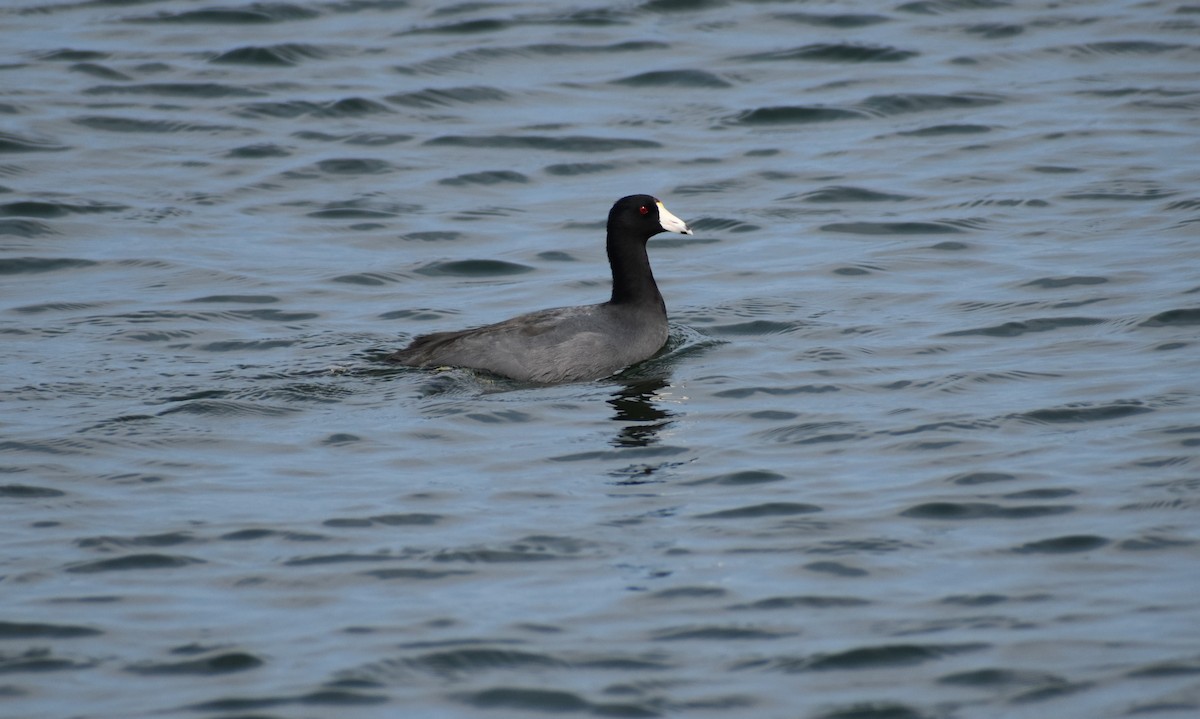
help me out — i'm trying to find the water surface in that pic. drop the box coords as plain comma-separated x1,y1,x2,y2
2,1,1199,717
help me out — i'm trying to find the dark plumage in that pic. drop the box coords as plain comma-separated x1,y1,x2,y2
386,195,693,383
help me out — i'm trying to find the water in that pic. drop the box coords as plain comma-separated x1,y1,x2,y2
3,0,1199,717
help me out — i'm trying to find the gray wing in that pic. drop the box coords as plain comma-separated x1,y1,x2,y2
387,305,636,383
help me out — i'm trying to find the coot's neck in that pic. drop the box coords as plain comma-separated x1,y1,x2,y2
607,226,663,311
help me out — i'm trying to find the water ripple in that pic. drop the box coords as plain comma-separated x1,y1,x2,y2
0,131,69,153
424,134,661,152
126,3,322,25
736,44,918,63
210,43,333,66
3,2,1196,717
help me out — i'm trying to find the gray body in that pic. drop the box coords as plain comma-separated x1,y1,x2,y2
386,195,691,384
389,300,668,384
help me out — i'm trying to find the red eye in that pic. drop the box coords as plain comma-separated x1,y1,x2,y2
639,205,649,215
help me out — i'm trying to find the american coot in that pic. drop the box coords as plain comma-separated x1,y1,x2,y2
387,194,692,383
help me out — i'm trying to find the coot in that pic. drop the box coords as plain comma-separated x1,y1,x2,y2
386,194,692,383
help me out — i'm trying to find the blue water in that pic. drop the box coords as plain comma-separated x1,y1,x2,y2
3,1,1199,717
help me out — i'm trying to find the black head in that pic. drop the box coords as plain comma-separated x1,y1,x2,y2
608,195,693,240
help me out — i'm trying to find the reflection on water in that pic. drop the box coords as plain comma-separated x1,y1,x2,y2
608,378,674,448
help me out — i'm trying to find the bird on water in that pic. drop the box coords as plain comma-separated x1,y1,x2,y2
386,194,692,383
